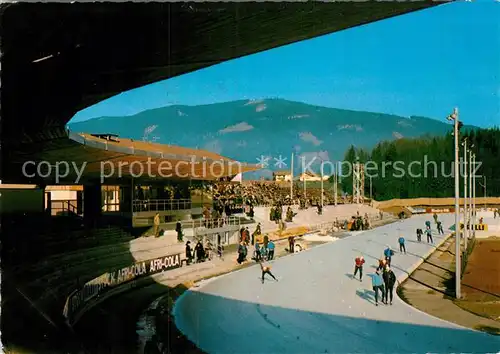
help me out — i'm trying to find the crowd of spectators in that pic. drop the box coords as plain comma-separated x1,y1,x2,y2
207,181,349,208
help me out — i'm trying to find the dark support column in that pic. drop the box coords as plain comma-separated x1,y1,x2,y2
120,184,132,214
83,181,102,228
36,182,49,215
76,190,83,215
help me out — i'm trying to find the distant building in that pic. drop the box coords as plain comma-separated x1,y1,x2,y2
273,170,292,182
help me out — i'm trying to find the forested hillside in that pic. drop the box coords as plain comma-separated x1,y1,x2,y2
339,128,500,200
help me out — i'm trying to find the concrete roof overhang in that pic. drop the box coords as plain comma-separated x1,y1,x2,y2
0,1,446,183
14,133,260,185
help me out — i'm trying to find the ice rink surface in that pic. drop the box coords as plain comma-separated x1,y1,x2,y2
174,214,500,353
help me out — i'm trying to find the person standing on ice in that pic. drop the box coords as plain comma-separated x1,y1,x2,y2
416,228,423,242
371,270,385,306
267,240,275,260
384,246,394,267
353,255,365,281
383,267,397,305
437,220,444,235
426,228,434,244
259,261,278,284
398,236,406,254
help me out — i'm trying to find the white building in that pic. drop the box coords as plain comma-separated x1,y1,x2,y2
299,171,330,182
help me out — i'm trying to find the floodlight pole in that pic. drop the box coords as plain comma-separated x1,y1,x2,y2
483,176,486,209
473,155,476,236
478,174,486,216
462,138,468,251
448,107,461,299
469,148,473,239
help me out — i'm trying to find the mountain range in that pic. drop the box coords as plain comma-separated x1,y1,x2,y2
68,99,473,178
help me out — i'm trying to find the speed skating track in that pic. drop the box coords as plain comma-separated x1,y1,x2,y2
174,215,500,353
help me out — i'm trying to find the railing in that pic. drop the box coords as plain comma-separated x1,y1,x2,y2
134,215,242,231
132,198,192,212
214,199,366,208
194,216,241,230
50,200,79,216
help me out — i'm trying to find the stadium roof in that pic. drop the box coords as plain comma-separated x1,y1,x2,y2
13,132,260,184
1,2,445,183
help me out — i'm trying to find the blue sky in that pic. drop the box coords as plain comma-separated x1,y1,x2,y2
71,1,500,128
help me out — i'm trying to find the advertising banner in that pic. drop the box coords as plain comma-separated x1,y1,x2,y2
63,253,182,324
426,208,455,214
460,223,488,231
409,207,426,214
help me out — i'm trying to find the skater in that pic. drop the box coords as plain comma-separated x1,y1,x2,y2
437,221,444,235
267,240,275,260
416,228,423,242
426,228,433,244
371,270,386,306
433,213,438,224
384,246,394,267
260,261,278,284
383,267,397,305
398,236,406,254
354,255,365,281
